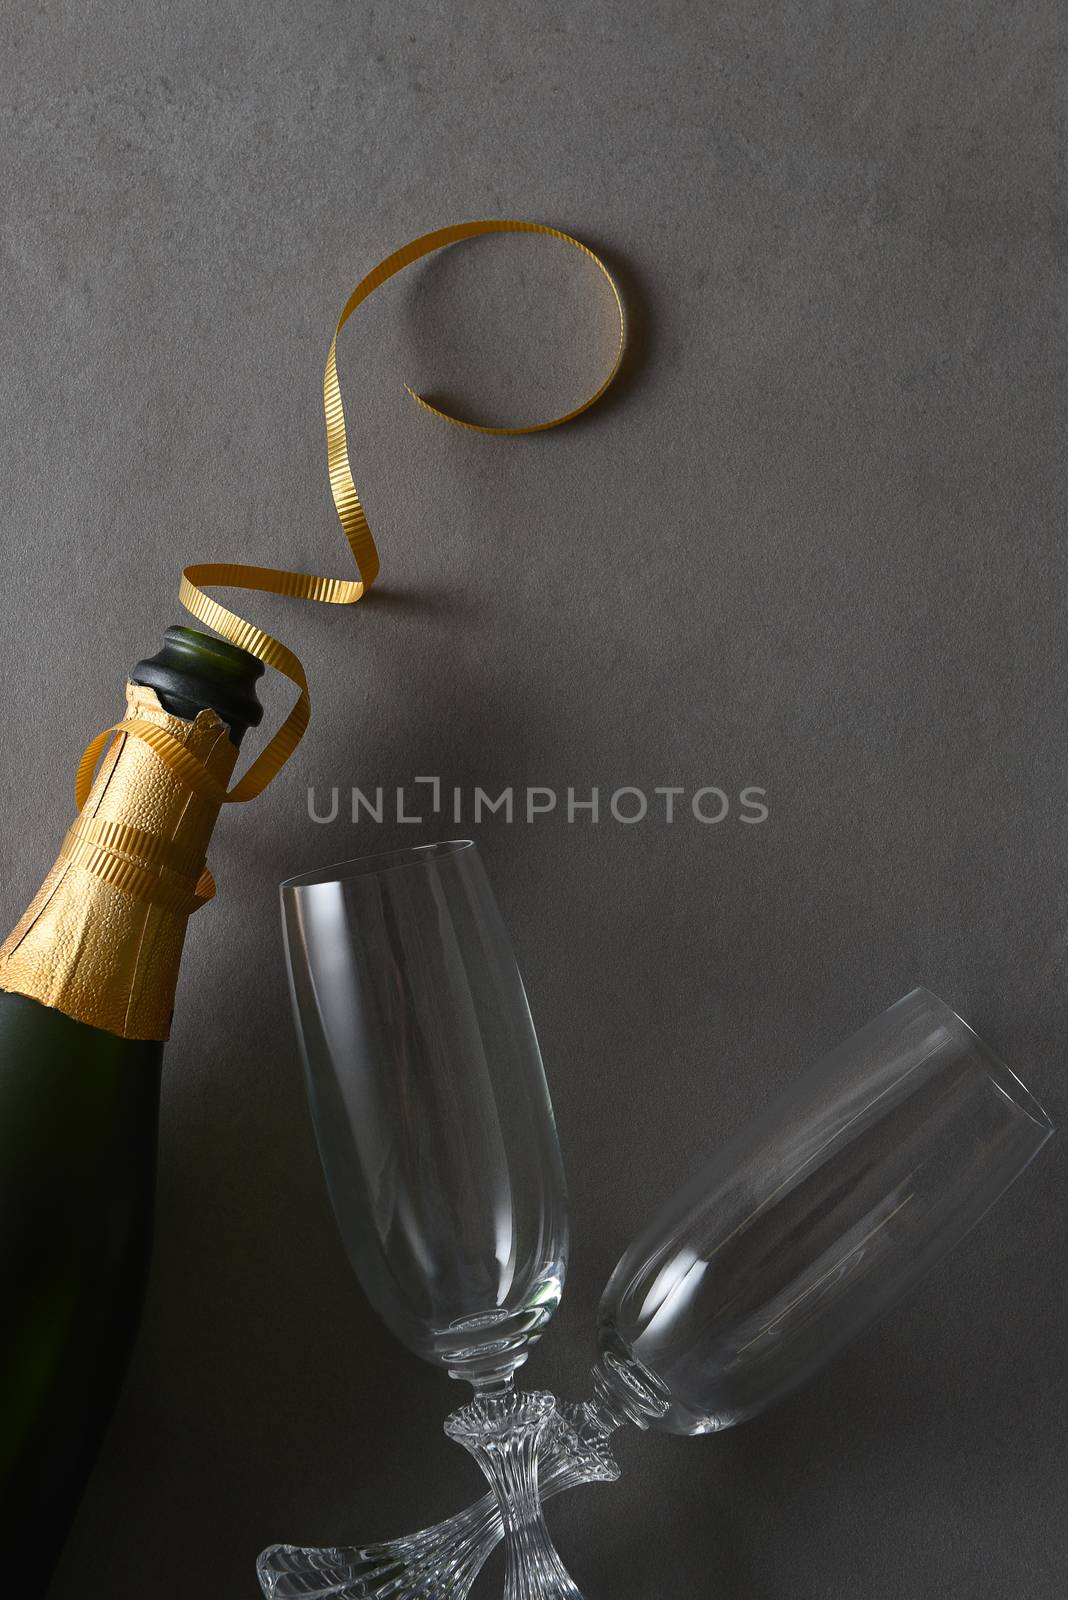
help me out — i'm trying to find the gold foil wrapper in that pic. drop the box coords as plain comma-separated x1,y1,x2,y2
0,684,238,1041
0,223,625,1044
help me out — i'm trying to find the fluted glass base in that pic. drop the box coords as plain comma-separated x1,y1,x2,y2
445,1391,584,1600
257,1399,616,1600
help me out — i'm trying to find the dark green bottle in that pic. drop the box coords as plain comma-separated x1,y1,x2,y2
0,627,263,1595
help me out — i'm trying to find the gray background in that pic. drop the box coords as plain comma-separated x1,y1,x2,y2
1,2,1066,1595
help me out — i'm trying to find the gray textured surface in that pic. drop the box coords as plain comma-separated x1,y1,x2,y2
1,2,1066,1595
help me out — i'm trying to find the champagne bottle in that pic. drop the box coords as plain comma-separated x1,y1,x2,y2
0,626,264,1595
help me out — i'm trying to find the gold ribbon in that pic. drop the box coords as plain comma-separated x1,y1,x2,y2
72,716,224,907
76,719,226,810
78,220,625,817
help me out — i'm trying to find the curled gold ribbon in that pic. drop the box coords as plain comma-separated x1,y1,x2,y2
80,219,625,811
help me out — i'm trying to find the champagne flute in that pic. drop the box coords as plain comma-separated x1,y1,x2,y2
259,986,1052,1598
266,840,590,1600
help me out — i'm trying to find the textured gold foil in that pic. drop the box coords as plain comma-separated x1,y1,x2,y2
0,684,238,1041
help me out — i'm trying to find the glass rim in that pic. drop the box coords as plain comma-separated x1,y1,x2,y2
909,986,1053,1134
280,838,477,893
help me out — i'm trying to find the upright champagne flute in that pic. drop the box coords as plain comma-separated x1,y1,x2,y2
260,987,1052,1599
264,840,589,1600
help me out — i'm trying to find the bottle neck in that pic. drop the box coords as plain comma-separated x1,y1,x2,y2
0,682,240,1042
132,626,265,746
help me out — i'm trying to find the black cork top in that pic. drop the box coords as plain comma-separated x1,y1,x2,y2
132,626,265,748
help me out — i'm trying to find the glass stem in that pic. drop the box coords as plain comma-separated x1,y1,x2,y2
445,1389,587,1600
256,1353,668,1599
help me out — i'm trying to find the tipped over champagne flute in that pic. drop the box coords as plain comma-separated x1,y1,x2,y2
261,856,1053,1600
